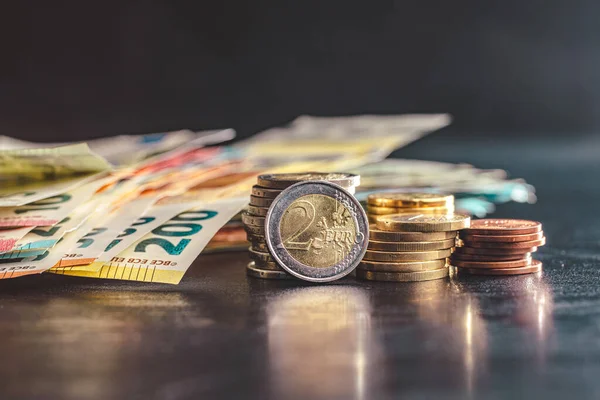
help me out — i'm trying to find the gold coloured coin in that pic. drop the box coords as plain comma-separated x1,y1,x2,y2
254,258,284,271
251,186,282,198
245,224,265,235
367,238,456,252
246,262,294,279
356,267,449,282
376,214,471,232
277,194,358,268
257,172,360,189
246,232,265,242
248,247,272,263
247,205,270,217
368,214,380,224
367,192,454,208
363,248,452,262
249,195,274,207
369,226,457,242
367,205,454,215
358,259,446,273
241,212,265,227
250,240,269,253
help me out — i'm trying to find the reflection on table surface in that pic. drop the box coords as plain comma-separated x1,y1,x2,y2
0,258,562,399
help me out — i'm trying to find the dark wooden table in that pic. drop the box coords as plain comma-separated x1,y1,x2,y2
1,132,599,399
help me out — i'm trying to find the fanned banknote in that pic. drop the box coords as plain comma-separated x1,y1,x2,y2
52,197,247,284
0,143,112,186
0,227,34,252
1,197,99,254
0,231,81,280
0,178,108,228
0,129,235,166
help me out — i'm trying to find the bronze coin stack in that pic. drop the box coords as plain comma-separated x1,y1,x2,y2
366,192,455,224
357,212,471,282
242,172,359,280
450,219,545,276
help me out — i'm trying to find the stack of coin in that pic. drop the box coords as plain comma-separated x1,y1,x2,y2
366,193,454,223
450,219,545,276
357,214,470,282
243,172,360,280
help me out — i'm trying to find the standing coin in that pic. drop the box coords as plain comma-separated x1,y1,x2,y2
459,231,544,243
462,219,542,235
358,259,446,273
456,260,542,276
376,214,470,232
265,181,369,282
367,192,454,208
363,248,452,262
367,238,456,252
369,226,457,242
356,267,449,282
257,172,360,190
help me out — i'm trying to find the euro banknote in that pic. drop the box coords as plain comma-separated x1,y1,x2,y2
0,178,108,228
0,143,112,186
52,197,247,284
0,227,34,252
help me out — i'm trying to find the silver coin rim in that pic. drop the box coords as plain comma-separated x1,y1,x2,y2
265,180,369,283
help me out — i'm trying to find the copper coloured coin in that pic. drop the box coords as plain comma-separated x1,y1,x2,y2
456,260,542,276
450,258,532,269
454,246,537,256
463,219,542,235
459,231,544,243
459,237,545,249
450,252,532,262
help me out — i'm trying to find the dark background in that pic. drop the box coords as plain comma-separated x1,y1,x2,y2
2,1,599,141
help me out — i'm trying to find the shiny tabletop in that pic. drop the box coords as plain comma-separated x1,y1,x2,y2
1,132,599,400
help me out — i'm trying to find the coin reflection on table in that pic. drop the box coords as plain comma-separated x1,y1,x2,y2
266,287,377,399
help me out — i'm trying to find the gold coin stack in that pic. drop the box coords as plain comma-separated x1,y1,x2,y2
243,173,359,280
357,210,471,282
366,192,455,223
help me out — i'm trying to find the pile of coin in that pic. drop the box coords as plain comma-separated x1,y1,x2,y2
243,172,361,280
366,192,454,223
450,219,545,276
357,213,470,282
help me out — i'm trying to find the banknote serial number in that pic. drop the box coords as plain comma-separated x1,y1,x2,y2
109,257,178,266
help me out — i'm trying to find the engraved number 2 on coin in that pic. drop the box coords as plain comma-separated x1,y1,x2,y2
282,200,316,251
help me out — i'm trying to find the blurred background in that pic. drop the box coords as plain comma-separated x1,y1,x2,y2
2,1,599,141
